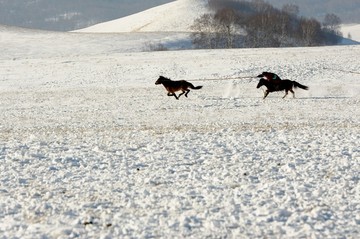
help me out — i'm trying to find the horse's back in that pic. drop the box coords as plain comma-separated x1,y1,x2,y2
162,80,185,92
171,80,193,89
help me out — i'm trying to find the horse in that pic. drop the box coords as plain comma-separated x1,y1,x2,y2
155,76,202,100
256,78,309,99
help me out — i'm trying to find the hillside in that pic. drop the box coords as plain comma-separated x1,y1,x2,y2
74,0,209,33
341,24,360,42
75,0,360,44
0,0,174,31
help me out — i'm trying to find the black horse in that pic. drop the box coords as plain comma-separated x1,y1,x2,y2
256,78,309,99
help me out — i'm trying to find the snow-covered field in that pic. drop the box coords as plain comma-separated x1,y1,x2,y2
0,22,359,237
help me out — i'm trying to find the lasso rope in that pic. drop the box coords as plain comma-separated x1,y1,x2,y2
185,76,256,82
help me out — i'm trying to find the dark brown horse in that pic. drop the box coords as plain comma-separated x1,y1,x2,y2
256,78,309,99
155,76,202,100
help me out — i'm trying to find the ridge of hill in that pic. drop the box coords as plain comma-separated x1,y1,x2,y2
74,0,209,33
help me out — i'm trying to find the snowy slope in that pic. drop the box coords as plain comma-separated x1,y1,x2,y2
0,24,192,55
0,21,360,238
74,0,209,33
341,24,360,42
75,0,360,47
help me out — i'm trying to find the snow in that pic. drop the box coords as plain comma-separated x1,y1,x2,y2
74,0,210,33
1,0,360,237
341,24,360,42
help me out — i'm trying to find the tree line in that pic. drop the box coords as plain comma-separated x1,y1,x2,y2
191,0,342,49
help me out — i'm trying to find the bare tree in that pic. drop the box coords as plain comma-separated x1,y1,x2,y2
191,0,339,49
214,8,238,48
282,4,299,16
191,14,221,49
323,13,341,32
322,13,342,44
251,0,270,12
300,18,322,46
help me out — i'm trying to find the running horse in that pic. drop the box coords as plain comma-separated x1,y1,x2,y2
155,76,203,100
256,78,309,99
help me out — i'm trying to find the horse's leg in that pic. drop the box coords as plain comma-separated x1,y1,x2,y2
263,90,270,99
178,91,186,98
290,89,295,98
168,92,179,100
282,90,288,98
184,89,190,97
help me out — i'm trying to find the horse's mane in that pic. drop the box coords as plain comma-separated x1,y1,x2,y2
159,75,171,81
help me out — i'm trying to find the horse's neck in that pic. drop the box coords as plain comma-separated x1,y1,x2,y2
161,80,173,86
264,82,275,89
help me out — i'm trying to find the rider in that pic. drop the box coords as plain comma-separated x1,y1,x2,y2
257,72,282,90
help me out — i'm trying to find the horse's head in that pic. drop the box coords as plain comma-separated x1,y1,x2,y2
256,78,266,88
155,76,167,85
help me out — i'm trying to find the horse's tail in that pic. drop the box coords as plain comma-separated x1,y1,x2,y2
192,86,203,90
189,83,203,90
293,81,309,90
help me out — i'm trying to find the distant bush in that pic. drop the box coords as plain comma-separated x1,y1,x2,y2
191,0,343,49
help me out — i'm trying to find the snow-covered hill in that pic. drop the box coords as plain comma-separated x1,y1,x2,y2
74,0,209,33
341,24,360,42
